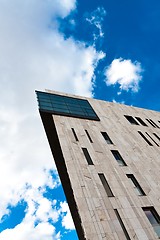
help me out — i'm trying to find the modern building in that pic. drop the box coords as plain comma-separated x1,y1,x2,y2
36,89,160,240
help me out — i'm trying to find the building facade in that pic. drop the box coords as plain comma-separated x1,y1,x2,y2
36,90,160,240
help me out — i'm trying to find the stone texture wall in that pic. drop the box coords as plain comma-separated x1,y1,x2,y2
50,92,160,240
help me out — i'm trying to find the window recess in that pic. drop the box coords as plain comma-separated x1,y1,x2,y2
142,207,160,238
98,173,114,197
85,130,93,143
148,119,159,128
111,150,127,166
127,174,145,196
135,117,148,126
82,148,94,165
101,132,113,144
124,115,139,125
71,128,78,141
138,131,153,146
146,119,157,128
114,209,131,240
153,133,160,141
145,132,159,147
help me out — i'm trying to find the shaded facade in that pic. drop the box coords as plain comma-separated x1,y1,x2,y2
36,90,160,240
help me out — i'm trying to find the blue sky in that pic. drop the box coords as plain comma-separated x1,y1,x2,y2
0,0,159,239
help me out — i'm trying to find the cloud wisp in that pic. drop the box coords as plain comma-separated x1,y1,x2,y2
85,7,107,43
104,58,143,93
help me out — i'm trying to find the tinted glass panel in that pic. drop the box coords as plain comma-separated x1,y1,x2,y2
111,150,127,166
145,132,159,147
138,131,153,146
135,117,148,126
71,128,78,141
114,209,131,240
153,133,160,141
85,130,93,143
127,174,145,196
143,207,160,237
146,119,156,128
149,119,159,128
36,91,100,121
82,148,94,165
124,115,139,125
98,173,114,197
101,132,113,144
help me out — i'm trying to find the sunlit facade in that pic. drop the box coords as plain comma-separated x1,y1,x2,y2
36,90,160,240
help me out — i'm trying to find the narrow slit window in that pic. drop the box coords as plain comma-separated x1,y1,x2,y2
82,148,94,165
143,207,160,238
145,132,159,147
146,119,156,128
135,117,148,126
114,209,131,240
138,131,153,146
101,132,113,144
124,115,139,125
127,174,145,196
98,173,114,197
153,133,160,141
149,119,159,128
111,150,127,166
85,130,93,143
71,128,78,141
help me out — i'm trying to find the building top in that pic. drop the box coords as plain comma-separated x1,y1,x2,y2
36,90,100,121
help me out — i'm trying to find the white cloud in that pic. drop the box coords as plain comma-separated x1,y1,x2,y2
60,202,75,230
104,58,143,93
0,0,105,237
86,7,106,41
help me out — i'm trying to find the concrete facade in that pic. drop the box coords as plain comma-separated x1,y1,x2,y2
37,90,160,240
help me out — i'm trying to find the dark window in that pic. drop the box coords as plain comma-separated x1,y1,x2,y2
111,150,127,166
138,131,153,146
124,115,139,125
135,117,148,126
101,132,113,144
114,209,131,240
85,130,93,143
143,207,160,238
145,132,159,147
98,173,114,197
71,128,78,141
148,119,159,128
127,174,145,196
146,119,156,128
36,91,100,121
153,133,160,141
82,148,94,165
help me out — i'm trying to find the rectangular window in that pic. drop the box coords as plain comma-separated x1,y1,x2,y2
135,117,148,126
153,133,160,141
146,119,156,128
148,119,160,128
82,148,94,165
71,128,78,141
127,174,145,196
143,207,160,238
101,132,113,144
98,173,114,197
138,131,153,146
124,115,139,125
36,91,100,121
85,130,93,143
114,209,131,240
145,132,159,147
111,150,127,166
